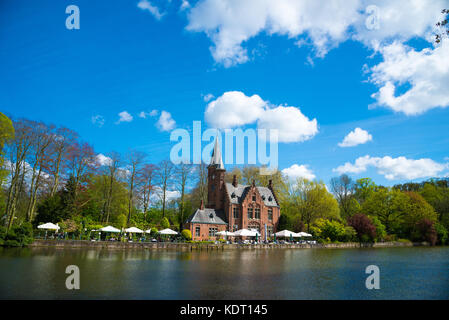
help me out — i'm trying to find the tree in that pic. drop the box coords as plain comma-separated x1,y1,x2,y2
157,160,175,217
348,214,377,243
362,187,408,234
414,219,437,245
25,122,55,221
354,178,377,205
139,163,156,216
126,150,146,224
284,178,340,233
0,112,14,187
48,126,78,196
330,174,355,220
102,152,121,223
176,163,192,231
5,119,34,231
402,192,438,238
161,217,170,229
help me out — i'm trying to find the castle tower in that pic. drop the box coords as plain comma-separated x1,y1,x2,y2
207,135,225,209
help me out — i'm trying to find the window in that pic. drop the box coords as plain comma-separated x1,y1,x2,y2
267,226,273,237
233,225,238,231
255,208,260,219
268,208,273,221
195,226,200,237
233,207,239,219
209,227,218,237
252,194,256,202
247,207,253,219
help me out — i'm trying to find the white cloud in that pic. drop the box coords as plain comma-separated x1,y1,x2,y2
151,186,181,202
96,154,112,167
116,111,133,124
368,38,449,115
156,111,176,131
282,164,316,181
185,0,446,67
203,93,215,102
257,105,318,143
334,155,448,180
205,91,318,143
137,0,164,20
205,91,266,128
91,115,105,127
338,127,373,147
139,110,158,118
180,0,190,11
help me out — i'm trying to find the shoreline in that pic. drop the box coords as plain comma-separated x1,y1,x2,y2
25,239,430,250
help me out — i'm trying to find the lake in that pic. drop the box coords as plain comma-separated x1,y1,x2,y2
0,246,448,299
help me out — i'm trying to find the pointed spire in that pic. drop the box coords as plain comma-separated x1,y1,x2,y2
209,132,224,170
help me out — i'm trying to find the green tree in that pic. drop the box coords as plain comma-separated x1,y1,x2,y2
161,217,170,229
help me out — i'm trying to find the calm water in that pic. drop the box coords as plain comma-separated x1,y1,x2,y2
0,246,448,299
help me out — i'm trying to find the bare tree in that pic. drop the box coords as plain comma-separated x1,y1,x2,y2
126,150,146,224
140,163,156,218
176,163,193,230
157,160,175,217
5,119,34,231
25,122,55,221
49,126,78,196
102,151,121,224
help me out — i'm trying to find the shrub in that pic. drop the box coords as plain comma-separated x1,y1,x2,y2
150,227,158,236
181,229,192,240
348,214,376,243
1,222,33,247
413,219,437,245
435,223,448,245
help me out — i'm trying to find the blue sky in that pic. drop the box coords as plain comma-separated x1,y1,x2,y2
1,0,448,187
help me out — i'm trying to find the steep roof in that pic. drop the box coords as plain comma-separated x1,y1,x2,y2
185,208,228,225
225,183,279,207
209,135,224,169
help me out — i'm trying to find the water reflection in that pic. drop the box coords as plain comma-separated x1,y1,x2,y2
0,247,448,299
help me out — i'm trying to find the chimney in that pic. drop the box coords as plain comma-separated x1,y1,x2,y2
200,199,204,210
232,175,238,187
268,180,273,188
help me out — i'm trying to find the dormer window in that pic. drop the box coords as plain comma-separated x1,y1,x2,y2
231,192,236,198
209,213,214,219
268,196,272,201
262,195,266,200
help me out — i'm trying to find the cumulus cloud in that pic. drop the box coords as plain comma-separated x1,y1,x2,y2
338,127,373,147
137,0,164,20
185,0,446,67
334,155,448,180
282,164,316,181
156,111,176,131
204,91,318,143
91,115,105,127
368,38,449,115
96,154,112,167
205,91,266,128
151,186,181,203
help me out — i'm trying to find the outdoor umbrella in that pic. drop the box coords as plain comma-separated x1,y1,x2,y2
158,228,178,235
37,223,60,231
216,231,235,236
298,232,312,237
99,226,121,233
275,230,295,238
234,229,258,237
125,227,144,233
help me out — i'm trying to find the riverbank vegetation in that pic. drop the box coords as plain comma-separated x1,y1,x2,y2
1,113,448,246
